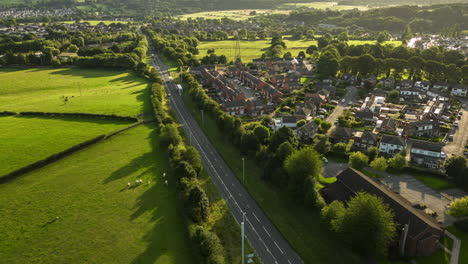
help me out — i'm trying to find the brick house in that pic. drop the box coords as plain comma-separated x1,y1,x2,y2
353,131,378,152
410,141,444,169
405,120,439,138
321,168,444,257
379,135,406,156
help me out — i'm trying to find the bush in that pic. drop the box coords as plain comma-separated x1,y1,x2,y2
348,152,369,170
388,154,407,171
447,196,468,217
321,200,345,227
160,124,182,146
331,143,347,155
192,225,225,264
186,185,210,223
370,157,388,172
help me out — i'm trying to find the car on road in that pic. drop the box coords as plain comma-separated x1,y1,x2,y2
167,93,171,97
454,121,459,127
334,119,339,125
449,134,454,141
341,99,346,103
441,152,446,159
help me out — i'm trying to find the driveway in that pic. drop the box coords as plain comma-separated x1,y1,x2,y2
379,173,462,226
322,159,349,178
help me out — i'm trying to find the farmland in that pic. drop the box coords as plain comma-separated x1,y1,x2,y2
278,2,370,11
177,9,291,20
0,116,132,176
0,68,151,117
0,124,195,264
197,39,402,63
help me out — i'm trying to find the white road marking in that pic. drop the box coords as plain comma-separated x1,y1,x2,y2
274,241,284,255
263,226,271,237
253,212,260,222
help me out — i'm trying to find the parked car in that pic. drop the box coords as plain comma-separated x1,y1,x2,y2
449,134,454,141
441,152,446,159
454,121,460,127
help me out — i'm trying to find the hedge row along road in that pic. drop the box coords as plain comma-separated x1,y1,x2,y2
145,36,304,264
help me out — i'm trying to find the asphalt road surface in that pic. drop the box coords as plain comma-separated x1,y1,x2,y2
326,86,358,133
146,47,304,263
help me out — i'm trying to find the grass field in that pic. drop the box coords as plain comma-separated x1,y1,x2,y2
279,2,370,11
177,9,291,20
198,39,402,63
0,68,151,117
0,124,195,264
0,116,132,176
182,92,361,264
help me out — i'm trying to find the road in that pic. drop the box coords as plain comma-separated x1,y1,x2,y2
326,86,357,133
146,44,304,263
444,106,468,157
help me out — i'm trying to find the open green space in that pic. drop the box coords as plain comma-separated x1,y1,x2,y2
0,68,151,117
177,9,291,21
0,116,132,176
182,91,360,264
279,2,370,11
198,39,401,63
0,124,195,264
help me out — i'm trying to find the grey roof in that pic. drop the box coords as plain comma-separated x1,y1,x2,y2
321,168,443,238
411,140,443,152
380,135,405,146
282,115,297,124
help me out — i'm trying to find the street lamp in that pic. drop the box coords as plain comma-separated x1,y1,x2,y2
201,109,204,127
241,211,246,264
242,157,245,183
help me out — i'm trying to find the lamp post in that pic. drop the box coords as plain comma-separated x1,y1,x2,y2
242,157,245,183
201,109,204,127
241,211,246,264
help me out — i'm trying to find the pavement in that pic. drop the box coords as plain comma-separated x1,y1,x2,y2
145,40,304,263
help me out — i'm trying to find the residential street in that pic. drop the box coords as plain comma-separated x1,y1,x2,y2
326,86,357,133
147,46,304,263
444,106,468,157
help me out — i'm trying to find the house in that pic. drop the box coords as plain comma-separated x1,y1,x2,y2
383,77,395,88
378,118,401,134
405,120,439,138
451,84,467,97
410,141,444,169
294,103,313,120
222,100,245,116
330,127,353,144
379,135,406,156
414,81,431,91
321,168,444,257
400,88,421,101
296,121,319,143
280,116,297,129
305,93,326,108
353,131,378,152
354,108,374,122
400,79,413,89
362,75,377,87
432,82,449,90
245,99,266,117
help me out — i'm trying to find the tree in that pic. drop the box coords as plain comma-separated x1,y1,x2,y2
187,185,210,223
370,157,388,172
317,37,329,50
269,126,298,152
348,152,369,170
284,147,322,199
357,54,377,76
314,134,331,154
254,125,270,144
331,143,347,154
367,146,379,161
320,121,332,133
276,142,295,163
387,90,400,104
317,54,339,79
401,25,412,41
387,154,407,171
330,193,397,256
283,51,292,59
305,29,315,40
445,156,468,187
321,200,345,227
447,196,468,217
306,45,318,55
376,31,390,43
160,124,182,146
175,161,197,179
240,131,260,154
337,31,349,42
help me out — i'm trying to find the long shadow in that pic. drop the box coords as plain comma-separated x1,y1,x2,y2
103,152,156,184
16,115,134,126
129,125,196,263
49,67,124,78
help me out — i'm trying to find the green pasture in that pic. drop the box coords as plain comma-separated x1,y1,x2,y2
0,115,132,176
177,9,291,21
0,124,195,264
0,68,151,117
198,39,401,62
279,2,370,11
